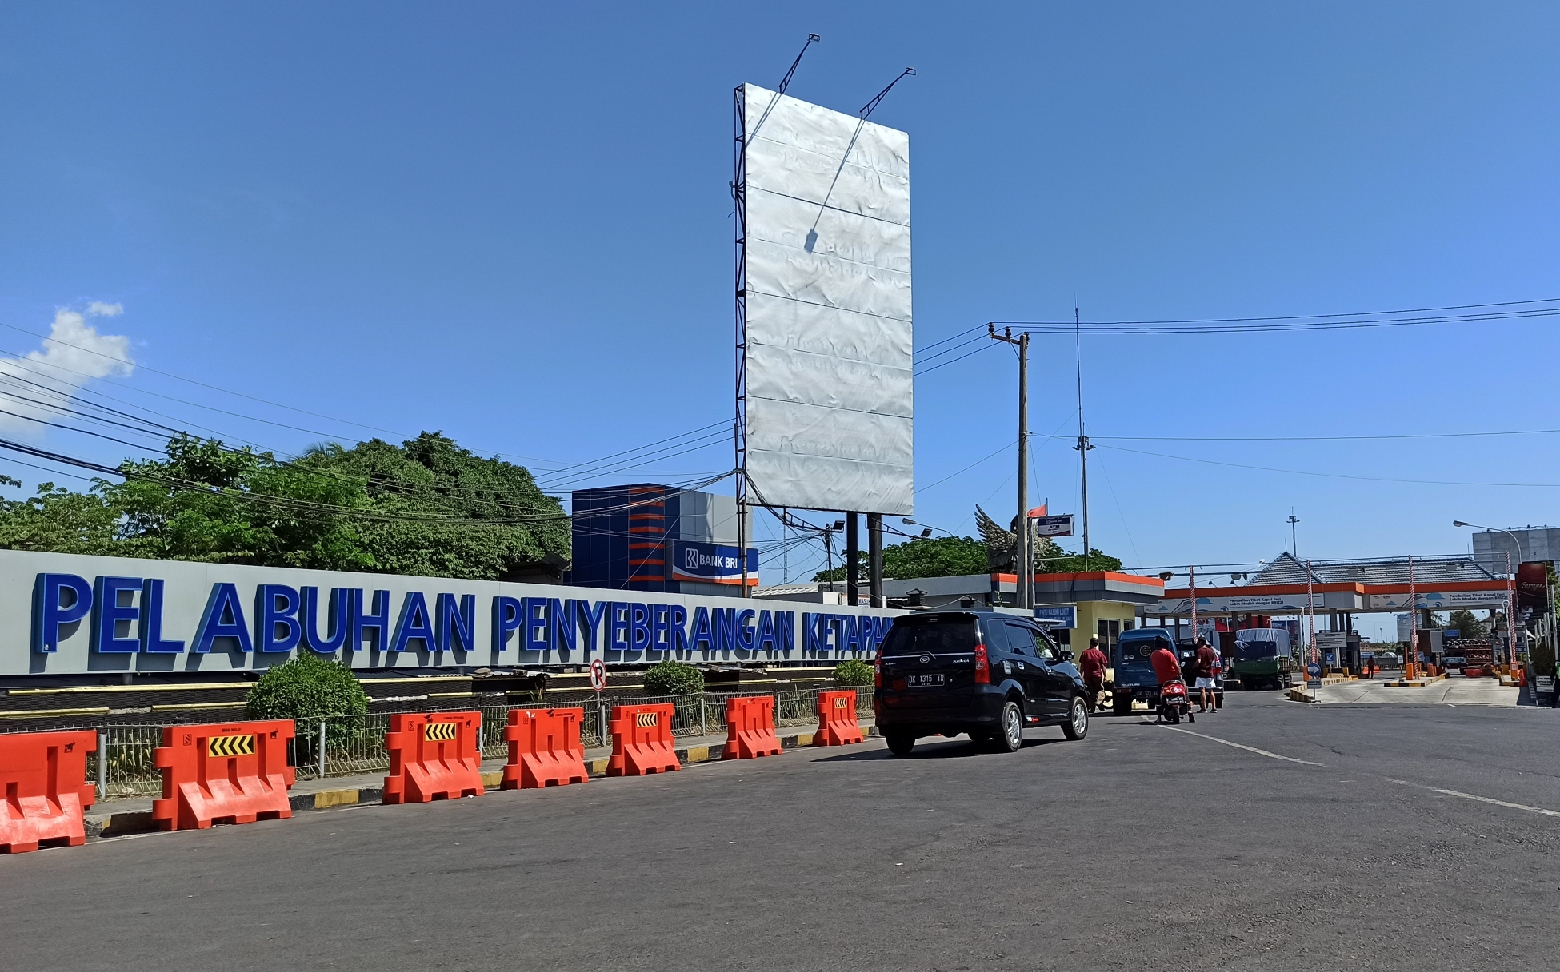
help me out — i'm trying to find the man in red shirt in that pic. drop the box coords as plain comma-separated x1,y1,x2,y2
1193,637,1220,713
1079,636,1109,712
1150,643,1184,687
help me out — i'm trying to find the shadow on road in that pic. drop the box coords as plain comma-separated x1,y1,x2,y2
810,736,1065,762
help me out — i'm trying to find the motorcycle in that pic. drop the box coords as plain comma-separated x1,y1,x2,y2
1157,679,1194,724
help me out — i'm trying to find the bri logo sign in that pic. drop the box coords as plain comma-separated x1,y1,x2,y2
672,541,758,583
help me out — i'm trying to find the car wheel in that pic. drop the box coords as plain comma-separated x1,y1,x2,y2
996,700,1024,752
886,732,915,757
1112,693,1132,715
1062,695,1089,740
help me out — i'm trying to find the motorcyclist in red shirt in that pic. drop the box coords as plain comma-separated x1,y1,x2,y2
1151,642,1184,688
1078,636,1109,712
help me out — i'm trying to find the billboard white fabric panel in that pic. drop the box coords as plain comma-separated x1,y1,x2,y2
742,83,913,514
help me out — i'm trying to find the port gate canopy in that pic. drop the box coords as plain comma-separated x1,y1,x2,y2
1146,553,1511,618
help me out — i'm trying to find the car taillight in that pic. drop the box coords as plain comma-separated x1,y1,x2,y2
973,644,990,684
873,650,883,687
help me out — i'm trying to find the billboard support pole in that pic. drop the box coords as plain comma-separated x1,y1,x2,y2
733,84,750,598
868,513,884,607
846,514,860,606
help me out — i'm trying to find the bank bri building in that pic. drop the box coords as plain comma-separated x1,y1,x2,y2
569,485,758,597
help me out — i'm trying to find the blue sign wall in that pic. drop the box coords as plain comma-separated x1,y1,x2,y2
3,549,896,676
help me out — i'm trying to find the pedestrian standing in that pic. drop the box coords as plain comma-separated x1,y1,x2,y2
1194,637,1219,713
1079,636,1109,712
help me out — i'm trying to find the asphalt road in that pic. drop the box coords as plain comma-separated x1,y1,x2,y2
5,694,1558,971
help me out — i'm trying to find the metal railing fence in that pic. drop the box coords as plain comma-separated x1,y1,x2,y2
51,685,877,800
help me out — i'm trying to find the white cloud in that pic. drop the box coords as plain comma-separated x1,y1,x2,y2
0,307,135,437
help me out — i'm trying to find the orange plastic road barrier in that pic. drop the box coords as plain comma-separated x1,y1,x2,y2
502,708,588,789
0,730,96,853
607,704,679,776
384,711,485,804
153,721,294,831
722,695,782,759
814,689,865,746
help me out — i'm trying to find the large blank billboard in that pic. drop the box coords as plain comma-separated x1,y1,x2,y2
740,82,913,515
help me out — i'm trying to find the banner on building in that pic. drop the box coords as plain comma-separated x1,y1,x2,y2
1517,561,1551,613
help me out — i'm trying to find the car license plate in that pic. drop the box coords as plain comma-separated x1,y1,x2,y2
908,674,945,687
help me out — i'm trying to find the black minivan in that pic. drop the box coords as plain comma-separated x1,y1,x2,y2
873,610,1090,756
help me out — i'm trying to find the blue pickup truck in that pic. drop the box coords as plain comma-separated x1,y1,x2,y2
1110,628,1175,714
1110,628,1224,714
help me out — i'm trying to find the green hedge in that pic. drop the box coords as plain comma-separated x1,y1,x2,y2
246,653,369,737
833,659,875,687
642,660,704,696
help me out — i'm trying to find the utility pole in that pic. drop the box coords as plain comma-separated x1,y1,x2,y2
1074,305,1093,562
989,325,1030,608
1286,510,1299,558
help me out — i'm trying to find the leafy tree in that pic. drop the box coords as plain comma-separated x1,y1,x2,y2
1445,609,1486,638
1032,535,1124,573
0,475,119,555
300,433,569,581
0,432,570,581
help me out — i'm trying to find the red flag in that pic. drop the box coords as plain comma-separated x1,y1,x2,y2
1027,503,1047,518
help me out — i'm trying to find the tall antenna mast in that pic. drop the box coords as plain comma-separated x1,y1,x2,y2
1075,302,1093,561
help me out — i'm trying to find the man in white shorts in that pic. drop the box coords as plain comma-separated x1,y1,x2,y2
1193,637,1220,712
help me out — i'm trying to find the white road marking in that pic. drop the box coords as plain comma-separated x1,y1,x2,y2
1159,726,1324,766
1387,779,1560,818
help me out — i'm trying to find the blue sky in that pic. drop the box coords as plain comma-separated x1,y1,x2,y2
2,2,1558,620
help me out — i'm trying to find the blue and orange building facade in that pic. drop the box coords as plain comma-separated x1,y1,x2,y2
570,485,758,597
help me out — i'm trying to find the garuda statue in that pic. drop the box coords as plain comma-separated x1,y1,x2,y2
975,504,1028,573
976,504,1064,574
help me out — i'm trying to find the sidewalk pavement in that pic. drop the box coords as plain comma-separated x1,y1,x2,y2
85,718,878,839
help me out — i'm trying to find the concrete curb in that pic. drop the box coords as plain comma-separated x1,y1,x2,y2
85,724,879,840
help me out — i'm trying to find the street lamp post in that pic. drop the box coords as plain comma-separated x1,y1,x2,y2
1453,520,1523,671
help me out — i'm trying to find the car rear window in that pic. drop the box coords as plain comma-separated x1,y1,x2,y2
880,617,979,656
1117,635,1171,662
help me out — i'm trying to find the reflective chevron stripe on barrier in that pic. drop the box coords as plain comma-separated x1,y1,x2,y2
152,721,295,831
0,730,96,853
383,711,484,804
607,704,679,776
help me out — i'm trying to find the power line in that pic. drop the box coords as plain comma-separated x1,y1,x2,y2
991,296,1560,335
1095,428,1560,443
1096,442,1560,488
0,435,734,525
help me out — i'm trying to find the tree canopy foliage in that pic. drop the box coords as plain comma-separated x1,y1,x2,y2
0,433,570,581
1445,609,1487,638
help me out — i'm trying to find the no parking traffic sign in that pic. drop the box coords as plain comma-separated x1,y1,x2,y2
589,658,607,692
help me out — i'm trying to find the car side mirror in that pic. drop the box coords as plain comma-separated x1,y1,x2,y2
1059,650,1074,662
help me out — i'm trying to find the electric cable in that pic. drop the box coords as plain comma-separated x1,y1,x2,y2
1095,442,1560,488
992,296,1560,335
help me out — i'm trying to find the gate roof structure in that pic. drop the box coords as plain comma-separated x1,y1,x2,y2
1146,553,1511,618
